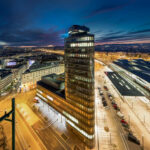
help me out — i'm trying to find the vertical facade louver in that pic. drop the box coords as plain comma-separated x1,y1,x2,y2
65,25,95,148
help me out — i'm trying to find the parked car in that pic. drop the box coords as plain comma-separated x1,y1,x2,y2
113,103,117,108
102,101,108,107
100,90,103,94
104,86,108,91
117,111,124,119
102,101,109,109
102,97,105,101
113,105,120,111
121,119,127,124
128,132,140,145
122,123,129,128
121,119,129,128
108,93,112,97
33,99,39,103
100,93,103,96
111,100,116,105
108,94,113,100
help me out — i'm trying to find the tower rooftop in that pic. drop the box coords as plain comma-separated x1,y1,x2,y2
68,25,90,35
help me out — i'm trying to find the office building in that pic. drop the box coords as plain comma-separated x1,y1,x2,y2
64,25,95,148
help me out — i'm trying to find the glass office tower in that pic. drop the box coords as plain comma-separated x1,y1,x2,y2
65,25,95,148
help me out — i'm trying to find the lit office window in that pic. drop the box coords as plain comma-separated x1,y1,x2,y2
36,93,47,101
37,89,43,94
70,42,94,47
47,95,53,101
67,119,94,139
63,111,78,124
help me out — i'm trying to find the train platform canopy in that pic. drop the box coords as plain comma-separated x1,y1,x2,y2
106,72,144,96
113,59,150,83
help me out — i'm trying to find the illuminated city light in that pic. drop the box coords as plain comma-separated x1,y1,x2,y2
70,42,94,47
47,95,53,101
66,119,94,139
36,93,47,101
37,89,43,94
63,111,78,124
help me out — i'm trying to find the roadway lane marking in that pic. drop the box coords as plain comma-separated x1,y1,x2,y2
126,85,130,90
122,80,125,83
119,82,123,86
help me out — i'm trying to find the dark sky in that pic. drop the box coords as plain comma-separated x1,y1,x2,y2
0,0,150,46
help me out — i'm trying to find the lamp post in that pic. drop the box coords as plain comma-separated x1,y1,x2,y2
142,135,144,150
128,115,130,126
0,98,15,150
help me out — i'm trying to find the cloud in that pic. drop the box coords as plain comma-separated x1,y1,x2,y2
86,0,136,18
95,28,150,44
129,29,150,34
0,41,9,46
0,28,65,46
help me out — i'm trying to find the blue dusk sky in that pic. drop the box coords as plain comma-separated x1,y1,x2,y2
0,0,150,46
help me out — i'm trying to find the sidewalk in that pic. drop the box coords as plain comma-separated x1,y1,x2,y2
125,97,150,133
95,70,126,150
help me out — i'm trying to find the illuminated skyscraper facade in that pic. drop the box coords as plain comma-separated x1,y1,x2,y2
65,25,95,148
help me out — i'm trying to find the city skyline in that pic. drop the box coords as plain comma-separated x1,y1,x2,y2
0,23,150,149
0,0,150,46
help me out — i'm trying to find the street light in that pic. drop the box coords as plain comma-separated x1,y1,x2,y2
142,135,144,150
0,98,15,150
128,115,130,125
109,133,111,144
131,101,133,109
143,115,145,124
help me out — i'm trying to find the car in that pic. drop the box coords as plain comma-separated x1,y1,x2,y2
117,111,124,119
104,86,108,91
102,101,108,107
113,103,117,108
108,95,113,100
121,119,129,128
113,104,117,109
102,97,105,101
113,105,120,111
33,99,39,103
121,119,127,124
122,123,129,128
102,100,106,103
111,100,116,105
100,90,103,93
100,93,103,96
128,132,140,145
108,93,112,97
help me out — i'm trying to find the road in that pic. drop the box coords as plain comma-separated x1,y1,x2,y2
32,121,70,150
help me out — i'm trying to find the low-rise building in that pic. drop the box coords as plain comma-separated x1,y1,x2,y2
6,64,27,81
0,69,13,93
21,62,64,90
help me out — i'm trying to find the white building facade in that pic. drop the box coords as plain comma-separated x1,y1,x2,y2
21,64,64,91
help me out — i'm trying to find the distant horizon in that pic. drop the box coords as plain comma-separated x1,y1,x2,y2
1,42,150,48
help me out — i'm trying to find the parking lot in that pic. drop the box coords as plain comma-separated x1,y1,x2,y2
98,86,142,150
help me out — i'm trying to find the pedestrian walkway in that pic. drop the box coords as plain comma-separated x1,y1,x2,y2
17,103,39,126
